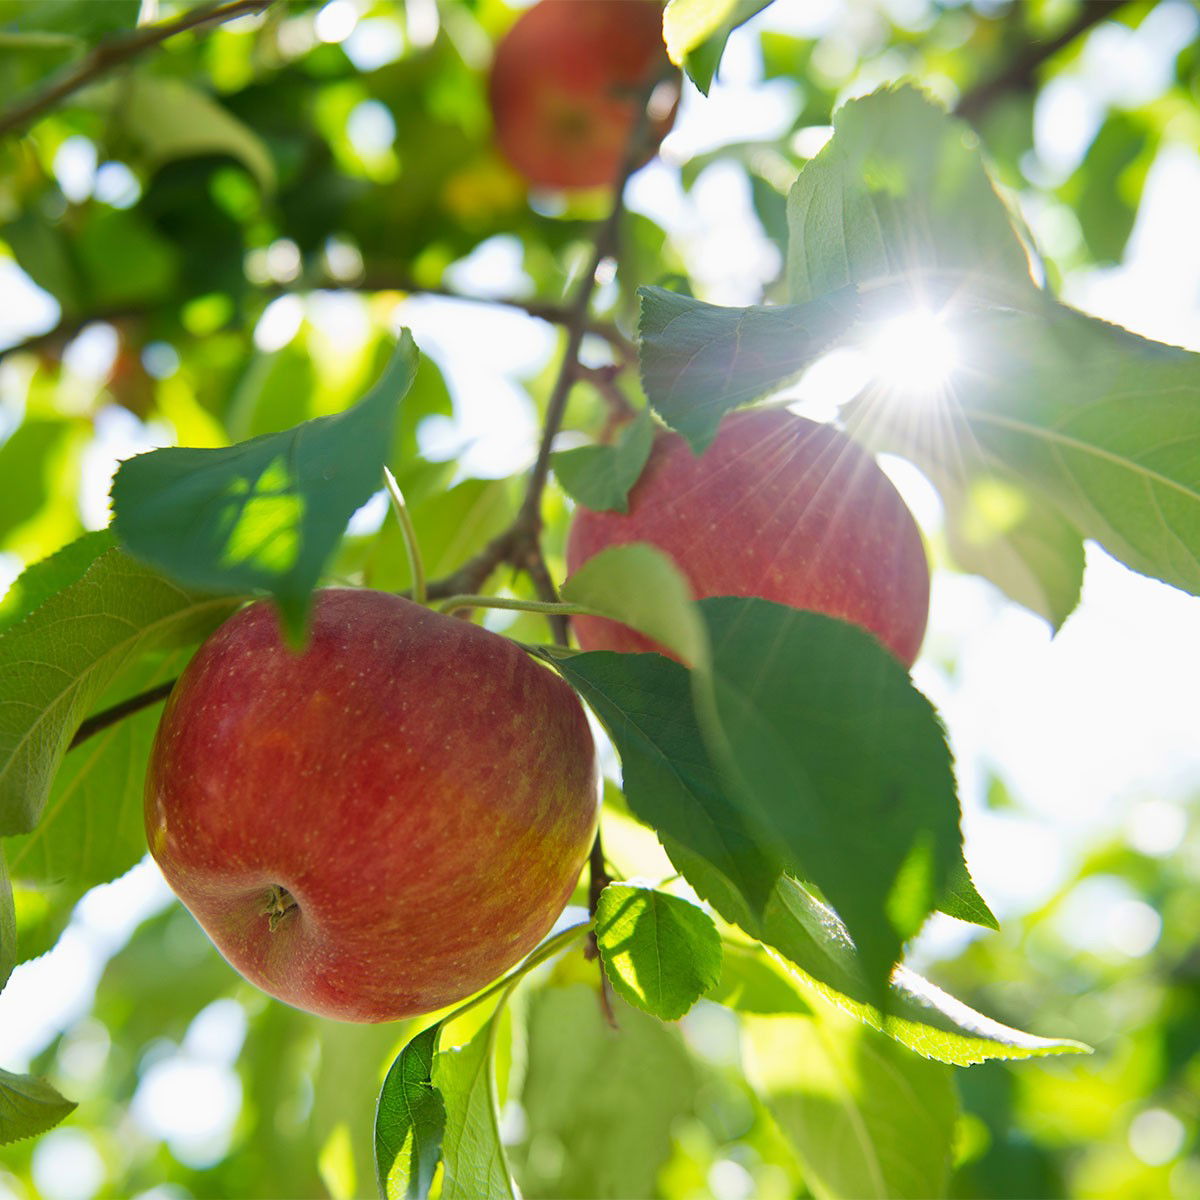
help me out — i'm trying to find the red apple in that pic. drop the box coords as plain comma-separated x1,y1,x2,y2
488,0,677,191
566,409,930,666
145,589,599,1022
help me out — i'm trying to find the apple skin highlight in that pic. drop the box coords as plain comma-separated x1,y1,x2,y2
146,589,599,1023
567,409,931,667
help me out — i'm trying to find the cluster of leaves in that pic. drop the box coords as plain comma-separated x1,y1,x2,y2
1,2,1199,1198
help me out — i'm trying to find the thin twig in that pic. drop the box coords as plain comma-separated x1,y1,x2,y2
68,680,176,749
0,0,273,139
955,0,1127,122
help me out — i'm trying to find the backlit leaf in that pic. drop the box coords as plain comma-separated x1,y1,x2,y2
0,1067,75,1147
375,1023,447,1200
551,407,654,514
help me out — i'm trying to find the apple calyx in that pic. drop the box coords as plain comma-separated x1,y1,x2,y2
263,884,298,931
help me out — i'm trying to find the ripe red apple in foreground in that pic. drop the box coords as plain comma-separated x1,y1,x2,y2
145,589,599,1022
566,409,930,666
489,0,676,191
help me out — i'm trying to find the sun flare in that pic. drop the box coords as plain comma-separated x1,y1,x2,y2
866,310,959,402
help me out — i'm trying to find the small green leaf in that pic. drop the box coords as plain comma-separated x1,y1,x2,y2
745,993,959,1200
0,530,115,633
663,0,772,94
113,75,276,193
375,1023,447,1200
594,884,722,1020
707,941,812,1015
938,858,998,931
560,542,707,669
638,286,858,451
551,407,654,514
0,548,240,836
0,1066,75,1147
112,333,418,638
787,84,1037,304
433,1020,515,1200
0,847,15,993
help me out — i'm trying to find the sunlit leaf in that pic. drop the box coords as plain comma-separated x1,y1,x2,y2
638,286,858,451
0,847,14,992
0,548,239,836
112,333,418,637
745,993,959,1200
0,1067,75,1147
560,542,706,668
0,529,115,633
433,1017,515,1200
375,1023,447,1200
663,0,772,94
594,884,722,1020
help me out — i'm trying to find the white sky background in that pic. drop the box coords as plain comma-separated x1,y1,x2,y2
2,2,1200,1186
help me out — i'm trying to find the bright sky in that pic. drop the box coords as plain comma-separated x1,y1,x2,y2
1,4,1199,1185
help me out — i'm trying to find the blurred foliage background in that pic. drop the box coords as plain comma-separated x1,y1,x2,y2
1,0,1199,1197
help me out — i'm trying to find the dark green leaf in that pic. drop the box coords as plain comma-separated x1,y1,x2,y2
0,1066,75,1147
701,597,963,998
1,0,138,39
551,407,654,514
786,84,1036,304
746,992,959,1200
375,1023,447,1200
433,1018,515,1200
74,208,177,307
663,0,773,94
112,333,417,637
638,286,858,451
0,548,239,836
514,985,696,1200
594,884,722,1020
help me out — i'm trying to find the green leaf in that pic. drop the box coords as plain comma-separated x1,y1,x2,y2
112,333,418,637
0,530,116,633
114,75,277,193
550,648,780,916
551,407,654,514
638,286,859,451
0,847,14,993
1,0,138,39
0,419,86,548
894,304,1200,600
514,985,696,1200
5,648,182,900
663,0,773,94
433,1019,515,1200
786,84,1036,304
701,598,964,999
0,548,239,836
681,850,1088,1065
74,207,178,307
554,650,1069,1063
594,884,723,1020
938,857,998,932
560,542,707,668
375,1023,447,1200
745,992,959,1200
0,1066,75,1147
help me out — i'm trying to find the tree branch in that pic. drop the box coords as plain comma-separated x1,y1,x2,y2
954,0,1128,123
68,680,176,749
0,0,273,140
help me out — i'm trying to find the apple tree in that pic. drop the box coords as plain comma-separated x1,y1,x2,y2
1,1,1199,1197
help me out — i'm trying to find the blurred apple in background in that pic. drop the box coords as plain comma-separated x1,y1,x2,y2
566,409,931,666
145,589,599,1022
489,0,677,190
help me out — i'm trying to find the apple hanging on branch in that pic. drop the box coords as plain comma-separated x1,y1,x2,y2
144,588,599,1023
489,0,678,190
567,409,931,666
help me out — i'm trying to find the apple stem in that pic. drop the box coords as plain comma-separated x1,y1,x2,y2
384,467,427,606
262,884,298,931
436,594,604,620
